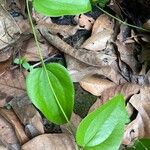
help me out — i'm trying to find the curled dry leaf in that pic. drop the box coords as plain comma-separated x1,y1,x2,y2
92,14,114,34
81,30,113,51
0,69,27,107
0,4,21,50
0,108,29,144
11,94,44,138
74,14,95,30
0,115,20,150
80,75,116,96
22,133,76,150
81,14,114,51
22,38,56,61
38,21,80,38
116,24,139,73
123,86,150,146
67,54,126,83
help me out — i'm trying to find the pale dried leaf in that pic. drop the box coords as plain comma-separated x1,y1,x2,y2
81,30,112,51
80,76,116,96
0,108,29,144
123,87,150,145
92,14,114,35
74,14,95,30
0,69,26,105
0,115,20,149
22,133,76,150
0,4,21,50
22,38,55,61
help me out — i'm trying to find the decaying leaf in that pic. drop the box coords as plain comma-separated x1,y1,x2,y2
0,4,21,50
92,14,114,34
81,30,113,51
11,94,44,138
116,24,140,73
80,75,116,96
21,37,56,61
22,133,76,150
0,69,26,106
81,14,114,51
0,108,29,144
74,14,95,30
123,86,150,146
0,115,20,149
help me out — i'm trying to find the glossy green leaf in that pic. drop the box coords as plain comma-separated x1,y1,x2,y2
26,63,74,125
76,94,129,150
33,0,92,17
125,139,150,150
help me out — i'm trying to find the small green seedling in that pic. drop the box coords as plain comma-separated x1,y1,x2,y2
14,57,33,71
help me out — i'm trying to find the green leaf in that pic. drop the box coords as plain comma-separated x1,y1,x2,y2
33,0,92,17
92,0,110,7
125,139,150,150
26,63,74,125
98,0,110,7
76,94,129,150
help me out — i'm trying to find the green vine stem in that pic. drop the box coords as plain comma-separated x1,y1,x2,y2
96,5,150,33
26,1,80,149
26,0,77,138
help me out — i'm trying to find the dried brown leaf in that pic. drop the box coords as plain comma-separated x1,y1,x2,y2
80,76,116,96
11,94,44,138
21,38,56,61
0,69,26,107
92,14,114,35
0,115,20,149
74,14,95,30
0,108,29,144
22,133,76,150
0,4,21,50
81,30,112,51
123,86,150,145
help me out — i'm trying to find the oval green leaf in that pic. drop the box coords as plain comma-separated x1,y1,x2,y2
76,94,129,150
33,0,92,17
26,63,74,125
126,139,150,150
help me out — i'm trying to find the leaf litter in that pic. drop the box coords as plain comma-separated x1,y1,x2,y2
0,0,150,149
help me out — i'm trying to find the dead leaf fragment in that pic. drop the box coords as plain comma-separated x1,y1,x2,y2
22,38,55,61
74,14,95,30
81,30,112,51
0,115,20,150
22,133,76,150
0,108,29,144
80,76,116,96
123,87,150,145
0,69,26,104
92,14,114,34
11,94,44,138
